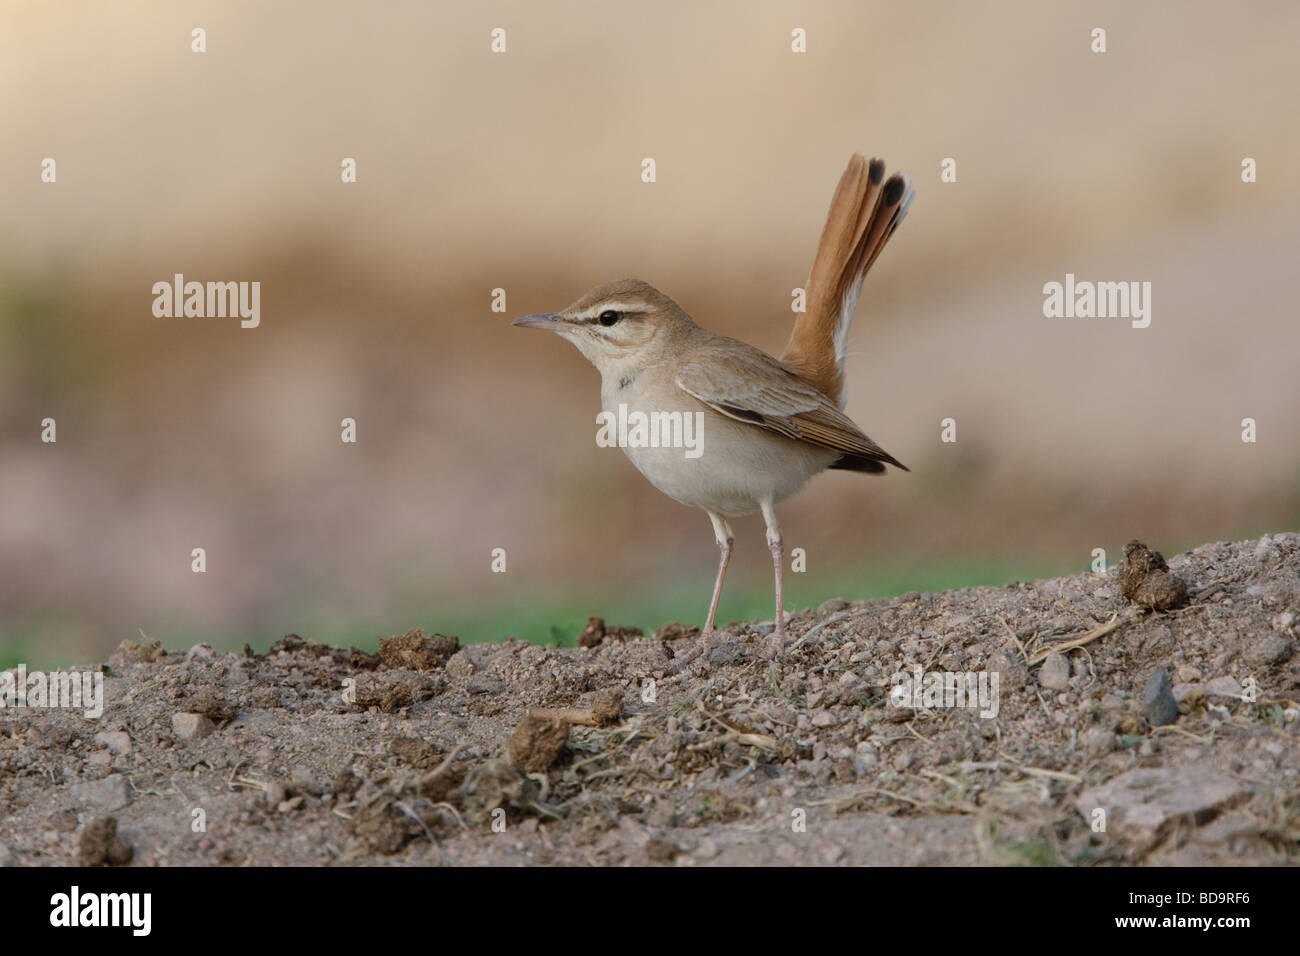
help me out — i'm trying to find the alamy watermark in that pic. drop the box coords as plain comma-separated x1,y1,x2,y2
50,886,150,936
890,665,1000,718
1,664,104,719
596,403,704,459
152,273,260,328
1042,273,1151,328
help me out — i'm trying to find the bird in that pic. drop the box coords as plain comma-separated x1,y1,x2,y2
514,154,913,673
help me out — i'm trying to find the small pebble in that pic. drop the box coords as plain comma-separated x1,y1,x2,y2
94,730,132,754
1038,652,1071,691
1143,668,1178,726
171,712,215,740
1205,676,1243,698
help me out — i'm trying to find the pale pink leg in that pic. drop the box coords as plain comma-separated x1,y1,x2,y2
761,499,786,650
666,512,733,675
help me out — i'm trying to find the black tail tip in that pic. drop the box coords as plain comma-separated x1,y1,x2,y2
882,174,906,206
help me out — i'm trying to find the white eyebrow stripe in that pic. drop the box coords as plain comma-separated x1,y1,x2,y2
573,300,650,320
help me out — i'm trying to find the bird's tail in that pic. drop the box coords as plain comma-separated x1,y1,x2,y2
781,154,914,407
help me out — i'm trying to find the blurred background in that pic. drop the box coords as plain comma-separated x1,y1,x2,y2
2,0,1298,667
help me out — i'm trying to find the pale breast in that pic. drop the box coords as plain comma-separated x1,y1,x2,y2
601,372,836,517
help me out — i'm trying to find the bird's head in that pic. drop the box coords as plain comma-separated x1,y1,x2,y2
513,278,694,376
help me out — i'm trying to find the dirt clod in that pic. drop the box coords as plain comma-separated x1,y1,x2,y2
266,633,382,669
646,839,680,863
78,817,133,866
117,638,164,662
418,755,468,803
654,621,700,643
354,673,441,712
507,715,569,771
1120,540,1188,610
390,736,442,769
577,616,645,648
985,648,1028,689
185,688,236,723
578,617,606,648
589,688,623,726
351,793,428,855
378,629,459,670
333,769,363,801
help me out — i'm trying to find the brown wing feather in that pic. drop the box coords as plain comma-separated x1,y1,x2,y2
674,344,907,472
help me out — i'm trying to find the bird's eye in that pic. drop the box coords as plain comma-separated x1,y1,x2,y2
598,310,620,327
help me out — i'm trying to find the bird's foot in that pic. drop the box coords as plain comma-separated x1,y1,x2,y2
665,627,713,676
762,617,788,660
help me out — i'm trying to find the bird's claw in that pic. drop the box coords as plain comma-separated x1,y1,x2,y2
665,628,713,676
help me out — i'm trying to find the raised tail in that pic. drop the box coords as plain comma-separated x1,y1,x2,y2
781,154,914,407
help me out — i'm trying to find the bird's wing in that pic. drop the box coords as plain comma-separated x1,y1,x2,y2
673,342,907,471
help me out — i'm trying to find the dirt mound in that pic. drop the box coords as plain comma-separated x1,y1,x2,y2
1,535,1296,865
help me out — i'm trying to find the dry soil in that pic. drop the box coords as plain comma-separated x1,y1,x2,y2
1,534,1297,866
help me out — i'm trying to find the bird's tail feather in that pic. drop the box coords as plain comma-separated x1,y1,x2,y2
781,154,913,407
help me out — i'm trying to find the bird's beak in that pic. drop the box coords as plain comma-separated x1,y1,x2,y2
512,312,562,330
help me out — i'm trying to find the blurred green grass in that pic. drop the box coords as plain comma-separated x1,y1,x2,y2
0,554,1064,670
424,555,1052,650
7,526,1295,672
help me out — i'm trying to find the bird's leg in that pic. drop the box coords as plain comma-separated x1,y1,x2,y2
666,512,733,675
702,514,735,638
760,498,786,654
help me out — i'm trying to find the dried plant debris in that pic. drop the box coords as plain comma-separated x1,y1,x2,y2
2,533,1297,866
418,751,468,803
527,688,623,727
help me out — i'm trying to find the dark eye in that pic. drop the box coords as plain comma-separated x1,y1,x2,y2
598,310,620,326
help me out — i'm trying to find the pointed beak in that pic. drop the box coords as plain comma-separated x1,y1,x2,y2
512,312,562,330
